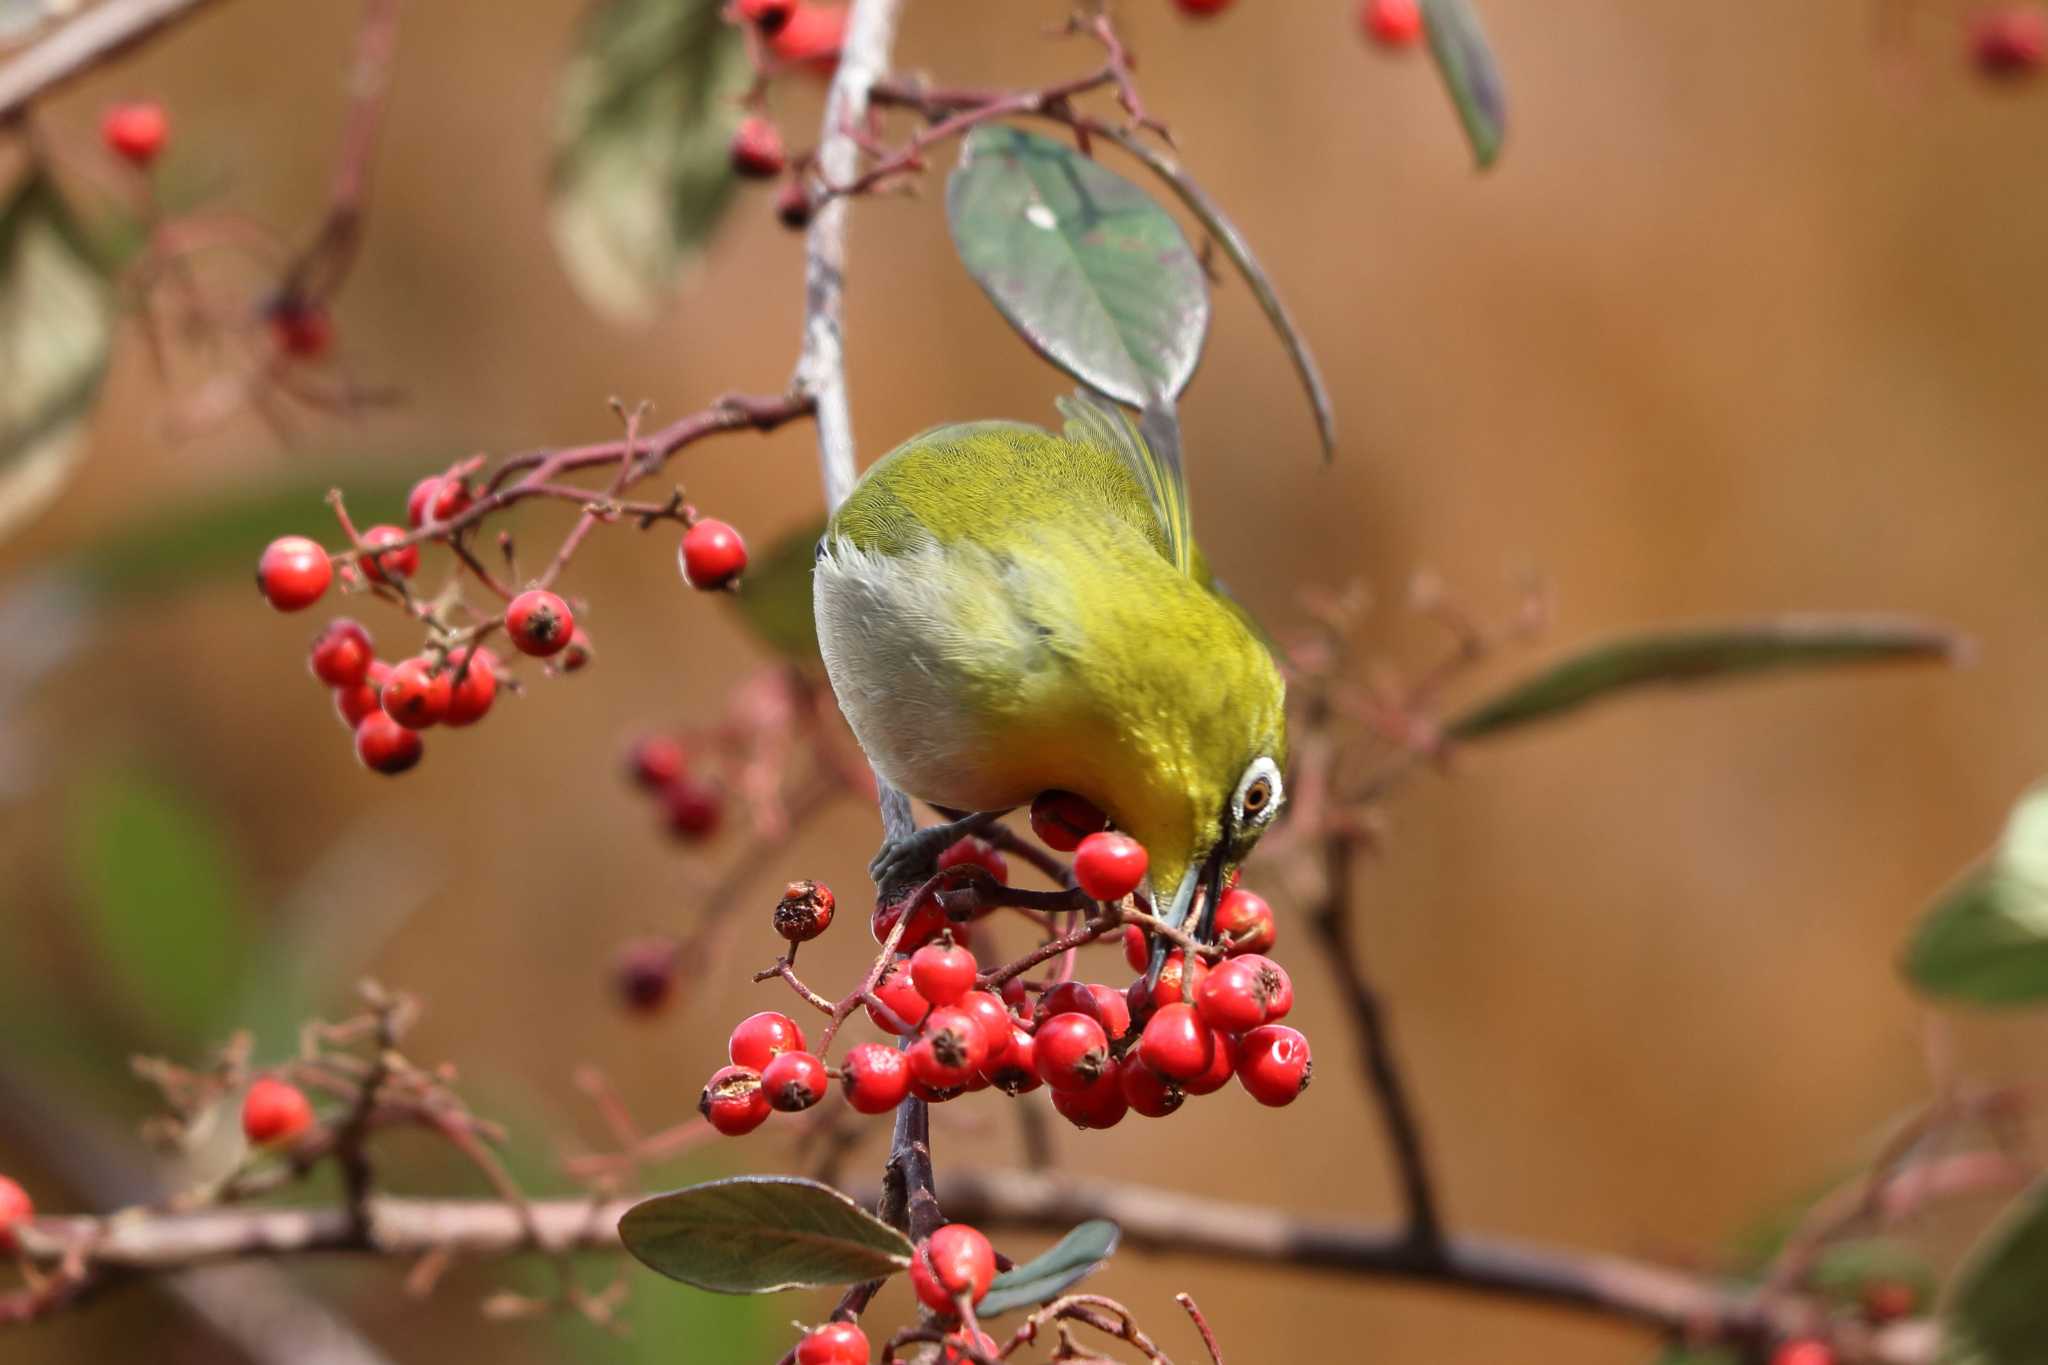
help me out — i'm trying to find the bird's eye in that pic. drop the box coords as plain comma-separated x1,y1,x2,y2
1233,757,1284,826
1243,778,1271,813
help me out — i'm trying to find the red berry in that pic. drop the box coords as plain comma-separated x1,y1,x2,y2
381,655,450,729
870,888,951,951
1050,1058,1129,1129
269,302,333,359
866,960,931,1035
308,618,372,686
1073,832,1147,901
795,1322,869,1365
101,101,168,166
557,628,595,672
936,1331,1001,1365
730,116,787,178
0,1175,30,1252
1362,0,1424,47
1139,1002,1216,1082
1119,1055,1186,1118
1035,981,1103,1030
775,180,814,230
955,989,1014,1056
910,941,978,1006
505,589,574,657
680,518,749,590
737,0,798,32
1862,1280,1918,1324
1973,6,2048,76
936,835,1008,884
661,776,724,839
1238,954,1294,1022
1122,924,1148,973
768,2,845,69
1033,1012,1110,1092
839,1042,911,1114
356,525,417,584
909,1007,988,1090
909,1224,996,1314
1771,1343,1836,1365
1237,1024,1312,1106
761,1050,828,1112
699,1065,771,1136
1087,983,1132,1041
241,1076,314,1146
774,880,837,942
406,474,470,528
613,936,678,1015
333,660,386,728
354,711,423,775
1214,887,1276,956
628,736,685,788
1173,0,1235,16
1182,1026,1239,1096
982,1024,1040,1095
1030,789,1107,852
729,1011,807,1070
442,647,498,726
1149,951,1210,1010
1196,956,1270,1033
257,535,332,611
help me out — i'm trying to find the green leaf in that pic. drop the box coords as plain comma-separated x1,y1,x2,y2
549,0,748,322
726,517,826,663
1904,781,2048,1006
1944,1175,2048,1364
1446,616,1964,743
66,770,246,1043
978,1219,1120,1318
947,125,1209,407
1420,0,1508,169
619,1176,914,1293
0,171,113,547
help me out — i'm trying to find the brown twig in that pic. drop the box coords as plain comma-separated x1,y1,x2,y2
0,0,226,121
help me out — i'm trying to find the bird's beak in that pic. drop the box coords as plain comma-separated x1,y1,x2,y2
1142,842,1230,990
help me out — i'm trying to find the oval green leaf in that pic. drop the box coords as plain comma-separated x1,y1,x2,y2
978,1219,1119,1318
1446,615,1964,744
1944,1175,2048,1364
947,125,1208,407
548,0,747,322
619,1176,913,1294
1904,781,2048,1007
1420,0,1507,170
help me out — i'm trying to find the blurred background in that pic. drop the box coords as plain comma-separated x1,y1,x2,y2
4,1,2047,1361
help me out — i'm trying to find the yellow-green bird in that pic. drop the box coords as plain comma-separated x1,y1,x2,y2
813,392,1287,974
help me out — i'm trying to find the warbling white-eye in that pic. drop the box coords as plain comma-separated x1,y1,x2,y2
813,392,1287,978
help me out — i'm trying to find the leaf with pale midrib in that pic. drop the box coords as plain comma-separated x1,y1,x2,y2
619,1176,913,1294
979,1219,1120,1318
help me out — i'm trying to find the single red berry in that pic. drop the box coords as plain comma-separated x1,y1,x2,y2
1173,0,1235,16
1122,924,1149,973
999,975,1030,1012
1119,1055,1186,1118
936,835,1008,884
955,989,1014,1056
1050,1058,1130,1129
1213,887,1276,955
795,1322,869,1365
101,101,169,166
613,936,678,1015
661,776,724,839
839,1042,911,1114
982,1024,1040,1095
1035,981,1103,1029
354,711,423,775
241,1076,315,1146
699,1065,771,1136
405,474,472,529
870,889,950,951
308,618,373,686
1087,983,1132,1040
1073,832,1147,901
775,180,814,230
1973,6,2048,77
927,1224,997,1306
730,116,788,178
774,879,837,942
557,627,595,672
867,960,932,1034
910,941,978,1006
1238,954,1294,1021
442,646,498,727
680,518,749,590
1033,1011,1110,1092
729,1011,806,1070
334,659,390,728
257,535,332,611
760,1050,828,1112
1770,1342,1836,1365
0,1175,33,1253
737,0,799,32
1030,788,1107,852
936,1331,1001,1365
768,2,845,69
1139,1002,1216,1082
505,589,573,657
381,655,450,729
909,1007,988,1090
1149,951,1210,1010
628,736,685,788
1196,956,1270,1033
268,302,333,359
909,1075,965,1104
1862,1280,1918,1324
356,525,417,584
1182,1025,1239,1096
1362,0,1424,47
1237,1023,1312,1107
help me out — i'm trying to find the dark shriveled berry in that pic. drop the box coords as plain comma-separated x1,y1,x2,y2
613,937,678,1015
774,880,836,942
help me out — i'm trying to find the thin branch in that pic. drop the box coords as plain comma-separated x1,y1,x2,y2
0,0,226,121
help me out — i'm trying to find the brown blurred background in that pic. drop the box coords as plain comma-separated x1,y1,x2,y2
5,1,2048,1361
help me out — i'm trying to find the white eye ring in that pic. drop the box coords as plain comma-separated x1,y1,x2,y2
1234,756,1283,826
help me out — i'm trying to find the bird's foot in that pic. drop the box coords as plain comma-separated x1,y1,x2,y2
868,810,1004,896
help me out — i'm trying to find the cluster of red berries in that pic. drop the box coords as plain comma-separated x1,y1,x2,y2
788,1223,999,1363
725,1,851,230
625,733,728,843
1171,0,1425,49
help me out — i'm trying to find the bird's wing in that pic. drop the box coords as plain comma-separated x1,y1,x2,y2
1057,390,1192,579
